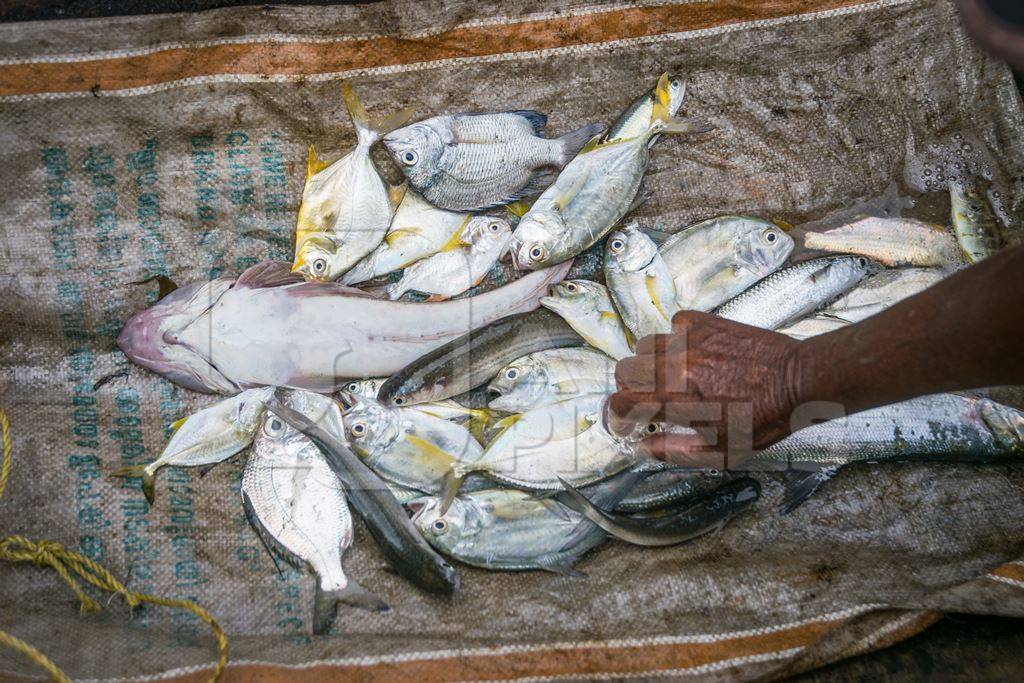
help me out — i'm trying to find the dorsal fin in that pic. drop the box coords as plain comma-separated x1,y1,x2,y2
235,261,306,289
307,145,328,180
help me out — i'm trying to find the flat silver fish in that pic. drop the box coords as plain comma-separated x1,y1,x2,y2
605,223,680,340
604,73,686,144
488,347,615,413
540,279,634,360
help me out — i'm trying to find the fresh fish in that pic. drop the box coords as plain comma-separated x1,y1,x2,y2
600,467,729,513
341,191,476,285
950,180,1001,263
540,279,634,360
746,393,1024,512
386,216,512,300
343,377,388,398
293,84,412,281
377,307,583,406
383,110,604,211
659,216,794,311
457,395,635,491
487,347,615,413
266,398,460,594
605,223,680,340
337,391,482,502
603,73,686,144
112,387,273,503
511,74,710,269
777,267,945,339
558,477,760,546
118,259,570,394
244,390,387,634
714,255,879,330
803,216,961,268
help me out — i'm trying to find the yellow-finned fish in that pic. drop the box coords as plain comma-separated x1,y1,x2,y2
293,83,412,281
604,223,679,341
540,279,635,360
950,180,1001,263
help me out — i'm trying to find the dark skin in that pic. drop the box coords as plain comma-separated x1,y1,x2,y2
610,243,1024,469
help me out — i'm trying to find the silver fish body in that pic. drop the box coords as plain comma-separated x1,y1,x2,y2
659,216,794,311
605,224,680,340
803,216,961,269
244,389,386,633
540,279,634,360
604,74,686,144
383,111,603,211
488,347,616,413
950,180,1001,263
714,255,879,330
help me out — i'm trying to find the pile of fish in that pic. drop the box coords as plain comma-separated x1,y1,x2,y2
113,74,1023,633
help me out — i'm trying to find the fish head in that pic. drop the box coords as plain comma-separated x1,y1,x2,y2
255,390,348,459
337,391,401,457
663,73,686,118
233,386,277,435
118,278,238,393
341,378,387,399
465,215,513,252
488,357,547,412
293,235,343,282
734,217,795,277
540,279,600,318
411,495,483,552
383,123,445,189
605,223,656,273
510,210,563,269
979,398,1024,452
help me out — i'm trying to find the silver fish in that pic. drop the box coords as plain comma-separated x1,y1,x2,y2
540,279,634,360
293,84,411,281
605,223,680,340
488,347,616,413
118,259,569,393
386,216,512,300
950,180,1001,263
112,387,274,503
659,216,794,311
604,73,686,144
511,74,710,269
714,255,880,330
340,191,475,285
803,216,961,268
244,390,387,634
383,110,603,211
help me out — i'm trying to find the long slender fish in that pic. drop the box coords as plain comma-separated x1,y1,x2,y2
605,223,680,340
950,179,1001,263
659,216,794,311
714,255,879,330
293,84,412,281
511,74,710,269
558,477,760,546
377,307,583,406
341,191,477,285
803,216,961,268
243,390,387,634
266,397,460,594
383,110,604,211
118,259,570,394
540,279,634,360
487,347,615,413
112,387,273,503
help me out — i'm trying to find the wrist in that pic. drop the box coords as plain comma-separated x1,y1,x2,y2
787,332,837,409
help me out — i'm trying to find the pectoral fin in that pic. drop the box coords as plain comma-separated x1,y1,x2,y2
307,145,328,179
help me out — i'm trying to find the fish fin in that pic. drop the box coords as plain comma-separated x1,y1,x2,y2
537,497,574,522
169,416,188,435
384,227,424,247
241,490,305,572
236,260,305,289
806,263,834,284
129,274,178,301
425,294,449,302
438,468,464,515
651,74,714,136
779,466,842,515
772,218,794,232
658,116,714,135
438,215,474,252
307,145,328,180
578,132,615,155
388,183,408,210
628,191,653,216
639,224,672,247
509,109,548,135
556,122,607,165
551,169,590,213
195,462,220,479
111,465,157,506
538,558,587,578
466,408,501,444
341,82,413,146
505,199,534,218
502,168,558,206
384,281,407,300
317,580,390,631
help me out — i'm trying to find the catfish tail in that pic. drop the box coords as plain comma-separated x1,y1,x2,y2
341,82,414,147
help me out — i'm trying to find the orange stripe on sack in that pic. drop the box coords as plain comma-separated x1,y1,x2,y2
988,560,1024,588
0,0,879,98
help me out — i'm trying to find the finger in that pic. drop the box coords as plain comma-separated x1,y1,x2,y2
637,432,726,469
633,332,663,356
671,309,707,331
614,355,655,392
606,392,664,436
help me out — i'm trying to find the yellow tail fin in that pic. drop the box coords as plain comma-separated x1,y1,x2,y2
111,465,156,505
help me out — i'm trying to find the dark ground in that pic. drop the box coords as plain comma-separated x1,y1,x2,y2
1,0,1022,680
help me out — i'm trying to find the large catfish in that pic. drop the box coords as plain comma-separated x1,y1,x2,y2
118,260,569,394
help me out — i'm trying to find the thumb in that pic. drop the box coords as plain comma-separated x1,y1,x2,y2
637,431,725,469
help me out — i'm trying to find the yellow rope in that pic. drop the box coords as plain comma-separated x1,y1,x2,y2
0,407,229,681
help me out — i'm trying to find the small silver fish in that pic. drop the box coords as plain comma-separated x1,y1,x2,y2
244,390,388,634
540,279,634,360
383,110,604,211
950,180,1001,263
605,223,680,340
112,387,273,503
803,216,961,269
488,347,616,413
604,73,686,144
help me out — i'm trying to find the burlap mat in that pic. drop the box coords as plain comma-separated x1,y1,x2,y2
1,0,1023,680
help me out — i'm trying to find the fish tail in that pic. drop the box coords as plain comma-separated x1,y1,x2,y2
384,280,407,300
556,122,606,165
466,408,501,444
650,73,713,137
980,399,1024,451
341,82,414,147
313,580,389,634
111,465,157,505
438,468,465,515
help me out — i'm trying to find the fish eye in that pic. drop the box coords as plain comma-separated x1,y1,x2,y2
529,245,546,261
645,423,660,434
350,421,367,437
565,282,578,293
764,230,777,244
347,382,359,392
505,368,519,381
857,257,867,268
488,222,501,233
671,79,681,89
431,518,449,534
313,258,328,274
402,150,418,166
394,397,405,406
610,238,625,253
264,417,285,437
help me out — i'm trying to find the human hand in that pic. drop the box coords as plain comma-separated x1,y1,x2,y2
609,310,809,469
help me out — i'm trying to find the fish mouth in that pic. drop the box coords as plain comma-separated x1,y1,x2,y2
336,390,359,411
